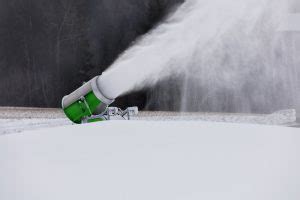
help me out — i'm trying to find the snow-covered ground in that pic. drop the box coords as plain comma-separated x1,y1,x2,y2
0,107,298,135
0,120,299,200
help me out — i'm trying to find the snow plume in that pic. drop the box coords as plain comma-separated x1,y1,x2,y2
99,0,299,113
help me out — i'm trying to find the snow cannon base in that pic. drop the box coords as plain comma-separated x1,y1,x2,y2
82,107,139,123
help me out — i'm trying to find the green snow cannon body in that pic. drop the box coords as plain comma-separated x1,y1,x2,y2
62,76,115,124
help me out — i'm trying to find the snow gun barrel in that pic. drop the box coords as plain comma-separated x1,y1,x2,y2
62,76,114,124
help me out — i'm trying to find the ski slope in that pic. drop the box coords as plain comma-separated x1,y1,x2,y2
0,120,299,200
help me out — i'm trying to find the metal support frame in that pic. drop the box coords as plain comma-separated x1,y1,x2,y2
82,107,139,124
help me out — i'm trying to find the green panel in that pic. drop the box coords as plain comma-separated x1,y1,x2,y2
63,92,102,124
87,118,104,123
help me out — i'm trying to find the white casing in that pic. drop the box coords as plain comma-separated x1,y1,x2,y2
91,76,115,105
62,76,115,109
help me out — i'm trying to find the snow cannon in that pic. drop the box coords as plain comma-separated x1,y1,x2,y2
62,76,139,124
62,76,115,124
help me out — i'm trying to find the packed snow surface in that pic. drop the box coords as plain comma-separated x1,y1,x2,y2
0,120,299,200
0,107,298,135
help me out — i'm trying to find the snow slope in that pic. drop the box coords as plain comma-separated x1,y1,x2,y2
0,121,299,200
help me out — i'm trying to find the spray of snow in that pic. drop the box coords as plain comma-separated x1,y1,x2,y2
98,0,299,113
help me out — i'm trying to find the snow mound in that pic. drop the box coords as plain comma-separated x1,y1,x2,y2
0,121,299,200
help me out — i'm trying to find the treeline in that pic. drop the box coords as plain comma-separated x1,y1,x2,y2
0,0,182,108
